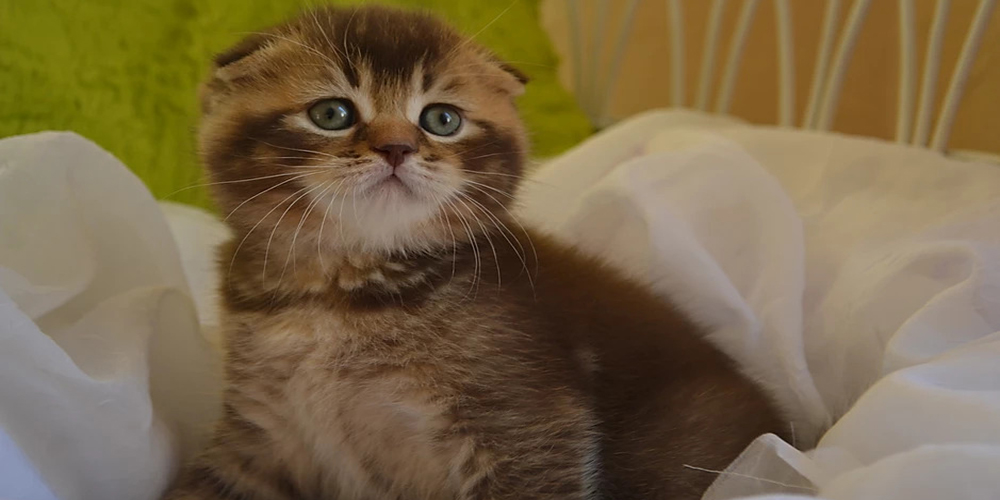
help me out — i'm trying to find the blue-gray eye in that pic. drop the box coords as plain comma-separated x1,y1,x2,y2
419,104,462,136
308,99,355,130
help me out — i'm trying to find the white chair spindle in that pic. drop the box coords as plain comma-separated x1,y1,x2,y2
668,0,686,107
598,0,641,127
912,0,951,146
816,0,873,131
896,0,917,143
775,0,795,126
563,0,994,158
696,0,727,111
930,0,997,152
584,0,611,122
715,0,760,114
566,0,586,109
803,0,842,128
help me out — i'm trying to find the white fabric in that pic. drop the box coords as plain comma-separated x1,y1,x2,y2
518,110,1000,499
1,112,1000,499
0,133,221,500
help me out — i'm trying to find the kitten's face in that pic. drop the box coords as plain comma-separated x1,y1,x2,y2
200,6,528,255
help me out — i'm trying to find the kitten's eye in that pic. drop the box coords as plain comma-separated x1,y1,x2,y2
419,104,462,136
308,99,355,131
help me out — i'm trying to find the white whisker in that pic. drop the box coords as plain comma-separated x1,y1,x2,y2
224,171,323,221
263,183,324,284
464,183,539,292
460,186,534,295
165,170,323,197
455,194,501,290
447,198,481,299
317,178,347,271
243,31,339,68
255,139,340,159
228,184,312,286
461,178,515,199
307,6,348,62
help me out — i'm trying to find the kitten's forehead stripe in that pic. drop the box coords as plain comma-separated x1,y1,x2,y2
301,6,461,91
343,60,361,88
422,71,436,94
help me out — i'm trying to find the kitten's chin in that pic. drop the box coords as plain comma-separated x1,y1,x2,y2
360,162,443,202
308,162,460,253
331,185,451,253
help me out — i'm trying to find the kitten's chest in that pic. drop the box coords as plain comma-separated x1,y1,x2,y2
242,306,463,499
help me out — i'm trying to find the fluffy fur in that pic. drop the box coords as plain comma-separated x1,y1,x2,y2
164,6,784,500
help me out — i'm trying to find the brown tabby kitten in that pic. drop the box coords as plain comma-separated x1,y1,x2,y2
165,6,783,500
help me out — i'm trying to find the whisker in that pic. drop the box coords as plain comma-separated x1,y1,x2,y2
464,171,523,179
337,180,353,244
244,155,332,163
440,197,459,286
164,171,322,198
224,171,323,221
269,163,340,170
263,183,324,284
464,183,539,293
446,0,519,60
461,178,515,199
461,152,512,163
446,198,481,299
455,195,501,290
467,171,553,190
292,181,334,271
342,7,361,67
255,139,340,159
350,182,361,227
317,177,347,271
460,187,534,295
276,181,333,293
681,465,817,492
241,31,339,68
228,184,312,286
306,6,348,62
436,140,502,161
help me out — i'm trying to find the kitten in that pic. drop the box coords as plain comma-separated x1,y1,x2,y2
165,5,784,500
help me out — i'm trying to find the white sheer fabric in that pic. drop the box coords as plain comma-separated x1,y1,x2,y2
2,119,1000,499
519,110,1000,499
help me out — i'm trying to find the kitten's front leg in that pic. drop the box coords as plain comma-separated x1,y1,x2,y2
452,408,601,500
162,410,305,500
163,459,300,500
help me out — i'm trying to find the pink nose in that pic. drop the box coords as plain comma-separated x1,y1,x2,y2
373,143,416,168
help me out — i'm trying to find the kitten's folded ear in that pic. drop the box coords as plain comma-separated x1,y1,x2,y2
215,33,270,68
499,62,529,86
200,33,275,114
490,58,529,97
211,32,278,83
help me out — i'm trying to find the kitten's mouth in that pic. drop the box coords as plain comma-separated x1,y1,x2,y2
366,169,415,197
379,174,411,192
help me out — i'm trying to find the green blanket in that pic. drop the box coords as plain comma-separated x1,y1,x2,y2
0,0,590,208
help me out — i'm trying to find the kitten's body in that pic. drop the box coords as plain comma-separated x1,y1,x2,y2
166,6,783,500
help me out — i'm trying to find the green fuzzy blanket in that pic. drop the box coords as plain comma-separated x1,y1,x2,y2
0,0,590,209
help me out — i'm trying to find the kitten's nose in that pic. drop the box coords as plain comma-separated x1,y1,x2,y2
372,142,416,168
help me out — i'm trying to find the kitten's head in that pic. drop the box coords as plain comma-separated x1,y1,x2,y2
200,6,528,256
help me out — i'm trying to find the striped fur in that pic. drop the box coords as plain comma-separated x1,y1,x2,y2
164,6,784,500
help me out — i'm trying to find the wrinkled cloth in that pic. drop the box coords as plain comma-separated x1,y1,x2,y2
518,110,1000,499
0,132,220,500
3,113,1000,500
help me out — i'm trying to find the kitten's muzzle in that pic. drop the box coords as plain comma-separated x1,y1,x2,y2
373,142,416,168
